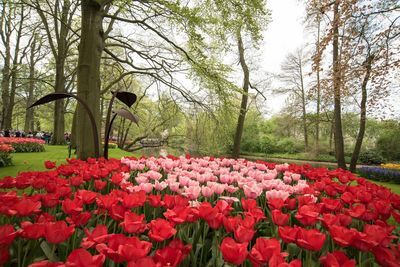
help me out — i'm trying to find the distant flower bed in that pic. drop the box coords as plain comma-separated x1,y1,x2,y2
358,166,400,184
0,156,399,266
0,137,45,152
102,142,117,149
381,163,400,170
0,143,13,167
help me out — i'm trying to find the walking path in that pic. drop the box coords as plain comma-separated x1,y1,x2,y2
240,155,371,169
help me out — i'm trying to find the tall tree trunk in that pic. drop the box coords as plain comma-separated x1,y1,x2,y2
1,3,12,129
315,10,321,155
232,29,250,159
6,67,17,129
76,0,105,159
332,0,346,169
25,36,37,133
1,46,11,130
299,57,308,151
350,55,373,172
51,0,71,145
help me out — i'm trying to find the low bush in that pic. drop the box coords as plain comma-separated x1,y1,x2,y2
358,166,400,184
0,143,13,167
0,137,45,152
359,150,384,165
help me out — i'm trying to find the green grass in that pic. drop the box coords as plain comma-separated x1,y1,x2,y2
0,145,136,177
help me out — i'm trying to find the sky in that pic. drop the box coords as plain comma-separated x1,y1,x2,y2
260,0,307,116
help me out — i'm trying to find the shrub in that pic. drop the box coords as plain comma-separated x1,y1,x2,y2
0,144,13,167
359,150,384,165
276,138,303,154
358,166,400,184
376,130,400,161
0,137,45,152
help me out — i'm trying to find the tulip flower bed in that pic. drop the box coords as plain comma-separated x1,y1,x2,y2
0,156,400,267
0,144,13,167
0,137,45,153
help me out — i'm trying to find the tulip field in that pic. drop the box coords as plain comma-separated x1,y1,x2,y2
0,155,399,267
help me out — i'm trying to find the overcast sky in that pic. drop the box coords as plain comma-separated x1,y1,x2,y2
260,0,307,115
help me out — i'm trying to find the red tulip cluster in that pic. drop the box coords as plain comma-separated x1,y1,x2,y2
0,144,13,153
0,137,45,145
0,156,399,267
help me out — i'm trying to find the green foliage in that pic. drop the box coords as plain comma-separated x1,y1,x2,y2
359,150,385,165
0,152,13,167
11,143,45,153
376,121,400,161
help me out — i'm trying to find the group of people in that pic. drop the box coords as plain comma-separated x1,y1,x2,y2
0,129,54,144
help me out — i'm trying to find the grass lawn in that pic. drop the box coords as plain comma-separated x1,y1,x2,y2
0,145,136,177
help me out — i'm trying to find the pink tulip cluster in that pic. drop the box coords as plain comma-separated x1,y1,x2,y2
120,156,311,201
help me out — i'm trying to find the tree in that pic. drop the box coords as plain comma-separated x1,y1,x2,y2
277,48,310,152
24,32,44,133
0,1,28,130
30,0,79,144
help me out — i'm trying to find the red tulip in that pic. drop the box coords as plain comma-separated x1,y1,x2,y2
45,221,74,244
321,197,342,212
320,251,356,267
20,222,45,240
154,246,184,267
13,198,41,216
148,218,176,242
0,225,17,246
120,211,147,234
41,193,60,208
348,204,366,219
118,236,152,261
82,225,109,249
0,246,10,265
69,175,84,187
241,199,257,211
128,257,156,267
109,204,126,221
248,237,282,267
62,198,83,216
44,160,56,169
220,237,248,266
66,248,105,267
268,198,285,210
234,225,255,243
28,260,64,267
296,228,326,251
295,204,320,226
67,211,92,227
223,216,240,233
372,245,400,267
164,207,191,225
94,180,107,191
272,209,290,226
153,239,191,267
329,225,357,247
123,191,146,208
286,198,297,210
96,195,118,210
340,192,354,204
278,226,299,244
147,194,163,207
76,190,97,204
